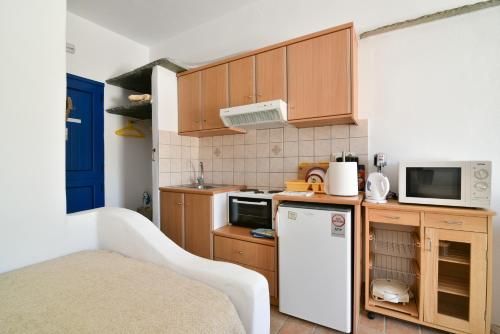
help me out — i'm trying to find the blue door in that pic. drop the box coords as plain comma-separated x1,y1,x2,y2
66,74,104,213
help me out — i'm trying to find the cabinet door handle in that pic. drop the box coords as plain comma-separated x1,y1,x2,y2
381,215,400,220
425,237,432,252
442,220,463,225
237,251,244,255
176,202,183,205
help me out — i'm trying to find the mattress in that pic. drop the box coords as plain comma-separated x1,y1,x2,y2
0,250,245,334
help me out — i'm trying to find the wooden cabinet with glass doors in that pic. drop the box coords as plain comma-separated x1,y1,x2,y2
363,201,494,334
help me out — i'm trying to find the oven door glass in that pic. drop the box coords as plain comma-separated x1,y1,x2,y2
406,167,462,200
229,196,272,229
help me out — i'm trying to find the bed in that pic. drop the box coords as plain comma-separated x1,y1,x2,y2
0,208,270,334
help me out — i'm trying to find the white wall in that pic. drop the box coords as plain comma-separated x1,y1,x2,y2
358,6,500,323
0,0,68,272
150,4,500,323
66,12,152,210
149,0,478,65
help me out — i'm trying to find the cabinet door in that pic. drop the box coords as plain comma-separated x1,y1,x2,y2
160,192,184,247
201,64,228,130
423,228,487,333
229,56,255,107
178,71,202,132
287,29,350,120
184,194,212,259
256,47,286,102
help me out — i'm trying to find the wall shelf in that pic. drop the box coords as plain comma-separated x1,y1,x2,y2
106,58,186,94
106,100,151,119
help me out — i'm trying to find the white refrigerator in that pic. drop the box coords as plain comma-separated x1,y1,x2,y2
278,202,352,333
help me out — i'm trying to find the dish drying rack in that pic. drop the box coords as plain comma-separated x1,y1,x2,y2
369,228,421,286
370,229,420,259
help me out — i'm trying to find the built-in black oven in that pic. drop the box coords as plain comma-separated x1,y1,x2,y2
228,195,273,229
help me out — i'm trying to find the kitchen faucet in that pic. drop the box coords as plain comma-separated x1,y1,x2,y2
196,161,204,187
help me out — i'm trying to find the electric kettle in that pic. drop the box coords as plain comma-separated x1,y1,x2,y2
365,172,390,203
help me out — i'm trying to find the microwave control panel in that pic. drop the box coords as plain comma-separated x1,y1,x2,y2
470,161,491,207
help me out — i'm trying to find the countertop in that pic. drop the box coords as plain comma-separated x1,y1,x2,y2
273,192,364,206
213,225,276,247
159,184,245,195
363,199,495,216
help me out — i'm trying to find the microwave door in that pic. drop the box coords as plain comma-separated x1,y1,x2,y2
400,163,467,207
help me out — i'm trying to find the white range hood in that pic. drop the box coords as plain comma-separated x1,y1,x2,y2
220,100,287,129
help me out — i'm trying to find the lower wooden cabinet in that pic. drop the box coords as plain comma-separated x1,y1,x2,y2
363,202,494,334
160,192,184,247
184,193,212,259
213,225,278,305
160,191,212,259
423,227,487,333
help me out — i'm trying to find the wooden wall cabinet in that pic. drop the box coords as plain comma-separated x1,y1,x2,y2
178,72,202,133
256,47,287,102
287,27,357,127
160,191,213,259
229,56,256,107
201,63,229,130
363,201,494,334
178,64,244,137
177,22,358,132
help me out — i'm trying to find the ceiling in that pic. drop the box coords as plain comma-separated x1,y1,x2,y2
67,0,258,46
68,0,485,48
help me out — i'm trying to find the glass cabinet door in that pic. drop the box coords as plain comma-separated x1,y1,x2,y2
423,228,487,333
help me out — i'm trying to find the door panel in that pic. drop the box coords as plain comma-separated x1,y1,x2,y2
184,194,212,259
66,74,104,213
202,64,228,129
229,56,255,107
160,192,184,247
178,71,202,132
287,29,350,120
256,47,287,102
423,228,487,333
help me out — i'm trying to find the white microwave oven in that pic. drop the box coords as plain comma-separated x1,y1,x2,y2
398,161,491,209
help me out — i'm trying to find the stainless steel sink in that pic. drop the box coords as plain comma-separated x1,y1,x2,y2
178,184,226,190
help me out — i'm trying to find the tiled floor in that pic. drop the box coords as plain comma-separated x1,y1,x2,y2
271,306,450,334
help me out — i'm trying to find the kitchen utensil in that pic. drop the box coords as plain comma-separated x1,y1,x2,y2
365,172,390,204
324,161,358,196
371,279,411,304
305,167,326,183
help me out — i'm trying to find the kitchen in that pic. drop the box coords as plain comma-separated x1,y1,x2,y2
2,1,499,334
155,15,495,334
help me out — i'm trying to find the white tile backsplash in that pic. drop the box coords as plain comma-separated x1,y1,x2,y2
332,124,349,139
284,126,298,142
222,145,234,159
298,127,314,141
256,129,270,143
269,128,284,143
244,129,256,144
299,140,314,157
158,122,367,188
257,143,270,157
314,139,331,157
284,141,298,157
212,136,223,146
223,135,234,146
269,157,284,172
257,158,270,172
314,126,331,140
